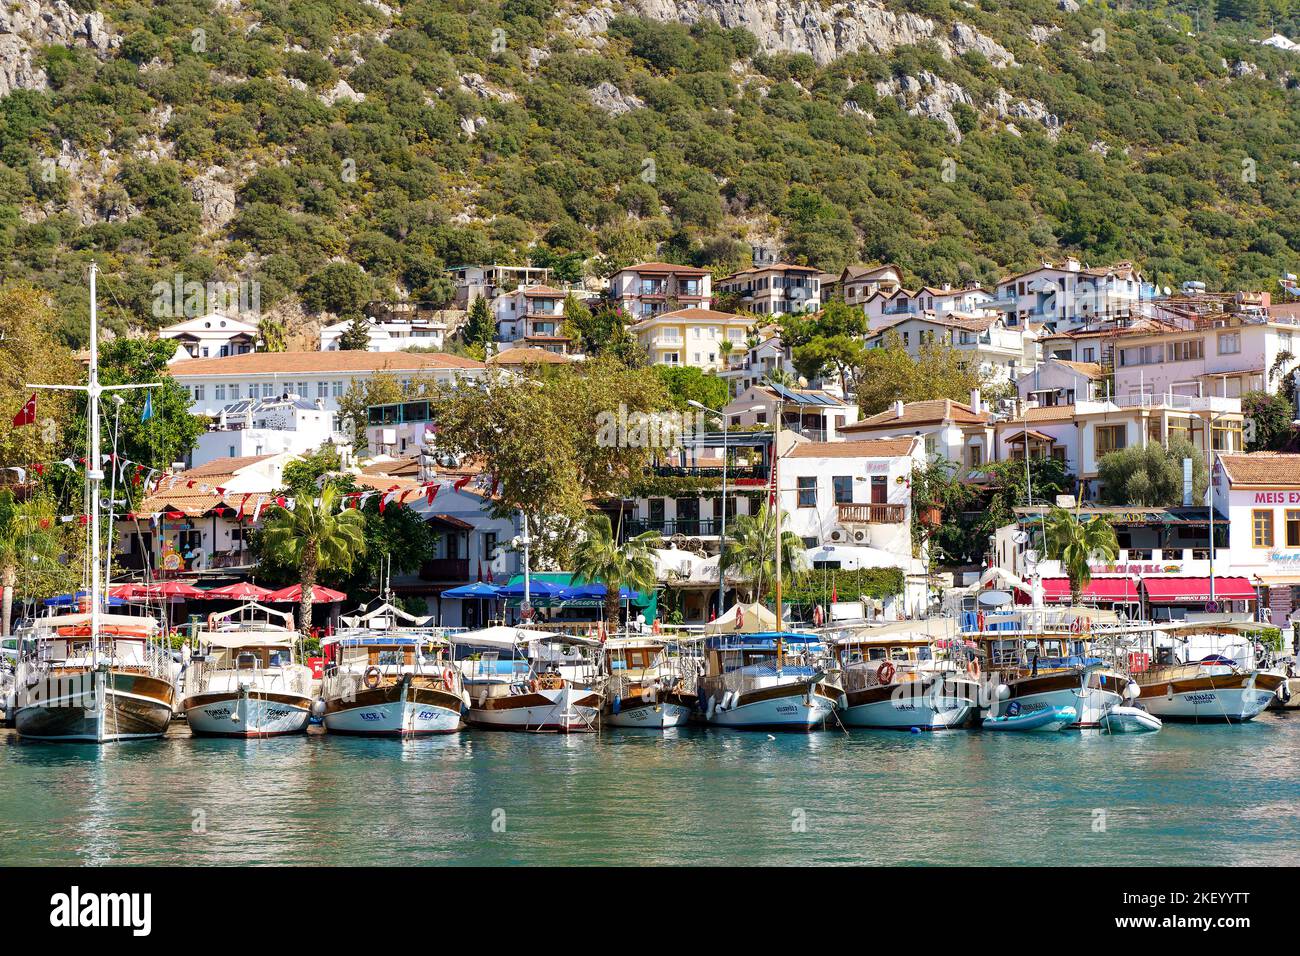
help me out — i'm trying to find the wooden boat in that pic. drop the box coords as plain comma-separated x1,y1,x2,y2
599,637,697,729
828,621,978,730
698,632,840,731
321,623,464,736
1131,623,1286,723
983,705,1075,732
976,634,1130,729
453,626,603,733
14,263,178,743
14,610,176,742
181,604,313,737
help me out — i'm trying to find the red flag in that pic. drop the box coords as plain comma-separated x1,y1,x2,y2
454,474,473,491
426,483,438,505
831,582,838,603
476,559,483,582
12,393,35,428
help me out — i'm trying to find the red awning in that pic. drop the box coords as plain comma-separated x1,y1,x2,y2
1141,577,1256,603
1039,577,1139,603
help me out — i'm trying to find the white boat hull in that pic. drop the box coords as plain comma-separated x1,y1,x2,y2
185,693,311,737
840,694,972,730
603,701,692,728
1100,705,1162,734
324,699,462,736
1141,683,1277,723
989,686,1122,729
706,685,836,730
468,686,602,733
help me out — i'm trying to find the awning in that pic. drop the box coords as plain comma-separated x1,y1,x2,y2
1039,577,1139,603
1142,577,1256,603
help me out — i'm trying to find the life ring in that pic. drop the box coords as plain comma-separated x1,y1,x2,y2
442,667,456,689
529,678,539,694
363,666,382,689
1070,616,1086,634
877,661,896,685
968,658,981,679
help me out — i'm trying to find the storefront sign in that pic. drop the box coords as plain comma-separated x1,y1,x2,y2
1088,563,1182,575
1253,491,1300,503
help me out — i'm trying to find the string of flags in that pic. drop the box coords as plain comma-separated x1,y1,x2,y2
5,453,485,526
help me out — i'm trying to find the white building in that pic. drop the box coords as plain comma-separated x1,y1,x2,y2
492,284,572,352
1017,358,1107,408
716,263,821,317
160,313,258,361
840,397,993,467
319,314,449,352
170,351,486,416
839,263,904,307
993,257,1144,330
866,311,1037,383
862,285,995,327
778,437,928,615
1214,453,1300,625
448,264,551,310
192,395,350,468
607,262,712,319
724,383,858,443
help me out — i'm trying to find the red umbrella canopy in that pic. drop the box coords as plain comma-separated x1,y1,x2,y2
265,583,347,604
203,581,274,600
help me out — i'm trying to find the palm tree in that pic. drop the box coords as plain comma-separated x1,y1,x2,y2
0,490,60,638
1042,505,1118,606
720,502,806,603
260,484,367,634
257,316,287,352
570,512,660,629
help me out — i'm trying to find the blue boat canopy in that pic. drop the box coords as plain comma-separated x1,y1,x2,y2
44,591,125,607
705,631,822,650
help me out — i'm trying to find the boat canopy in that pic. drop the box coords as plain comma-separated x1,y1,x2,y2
195,631,296,650
825,617,957,645
450,624,601,649
40,611,159,635
705,631,821,650
703,601,779,635
206,602,295,630
339,601,431,628
322,633,438,648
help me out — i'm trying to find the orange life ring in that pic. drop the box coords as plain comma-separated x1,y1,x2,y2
363,666,382,689
877,661,896,684
529,678,539,694
968,658,981,679
442,667,456,688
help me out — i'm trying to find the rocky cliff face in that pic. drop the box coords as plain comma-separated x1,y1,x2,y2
0,0,119,96
589,0,1015,67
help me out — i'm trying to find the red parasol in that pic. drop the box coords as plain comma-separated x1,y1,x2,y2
264,583,347,604
203,581,274,601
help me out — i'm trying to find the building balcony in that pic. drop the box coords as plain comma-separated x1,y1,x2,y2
419,558,470,582
651,464,769,481
624,518,722,538
837,503,906,524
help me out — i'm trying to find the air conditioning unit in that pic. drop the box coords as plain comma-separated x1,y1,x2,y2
853,529,869,543
828,528,849,543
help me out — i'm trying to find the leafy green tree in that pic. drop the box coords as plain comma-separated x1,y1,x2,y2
1097,438,1207,507
719,502,806,603
655,365,729,411
0,283,78,470
462,296,494,352
854,332,984,417
783,301,868,394
337,313,372,351
0,491,66,635
259,484,367,634
257,316,287,352
66,338,203,473
1242,390,1294,451
1042,506,1119,607
300,263,372,318
570,512,661,625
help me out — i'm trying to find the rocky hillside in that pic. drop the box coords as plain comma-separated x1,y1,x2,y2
2,0,1299,344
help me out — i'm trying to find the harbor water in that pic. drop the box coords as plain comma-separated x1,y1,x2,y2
2,716,1298,866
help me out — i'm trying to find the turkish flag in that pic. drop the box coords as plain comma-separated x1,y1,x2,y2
12,393,35,428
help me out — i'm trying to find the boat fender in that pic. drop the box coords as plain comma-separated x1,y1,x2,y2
478,691,488,708
310,698,326,718
645,684,657,704
363,666,382,690
612,696,622,715
706,696,716,720
995,683,1010,701
1123,682,1140,701
721,691,733,711
910,727,921,734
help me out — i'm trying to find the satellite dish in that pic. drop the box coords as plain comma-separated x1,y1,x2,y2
1024,549,1039,565
979,590,1013,608
1012,530,1029,545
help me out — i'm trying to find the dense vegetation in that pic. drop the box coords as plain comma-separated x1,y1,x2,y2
2,0,1300,347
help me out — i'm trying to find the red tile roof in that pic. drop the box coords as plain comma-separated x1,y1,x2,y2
170,351,484,376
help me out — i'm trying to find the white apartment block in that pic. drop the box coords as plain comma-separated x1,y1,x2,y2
320,314,449,352
607,262,712,319
492,284,572,352
993,257,1145,330
866,312,1037,383
839,264,904,306
716,263,821,316
170,351,486,417
448,264,551,309
192,395,350,468
161,313,258,361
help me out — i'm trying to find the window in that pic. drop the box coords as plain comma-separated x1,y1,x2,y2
214,384,226,401
318,382,329,398
229,384,241,400
1166,340,1204,362
332,381,344,397
832,476,852,504
193,384,205,401
1253,509,1274,548
1287,511,1300,549
1218,332,1241,355
797,476,817,508
1095,424,1126,457
969,444,983,467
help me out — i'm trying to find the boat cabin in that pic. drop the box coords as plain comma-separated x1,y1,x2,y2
703,633,823,676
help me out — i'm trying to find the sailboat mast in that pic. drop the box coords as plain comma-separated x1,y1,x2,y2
87,262,103,668
773,404,783,666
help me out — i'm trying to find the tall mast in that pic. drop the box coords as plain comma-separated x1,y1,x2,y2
87,262,103,668
773,403,783,667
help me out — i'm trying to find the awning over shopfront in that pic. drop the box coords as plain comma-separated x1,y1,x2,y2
1141,577,1256,603
1038,577,1140,603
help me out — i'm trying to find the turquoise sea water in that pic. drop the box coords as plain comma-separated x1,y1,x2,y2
1,716,1297,866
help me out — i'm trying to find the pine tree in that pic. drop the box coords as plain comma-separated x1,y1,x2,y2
462,296,493,350
337,312,372,351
